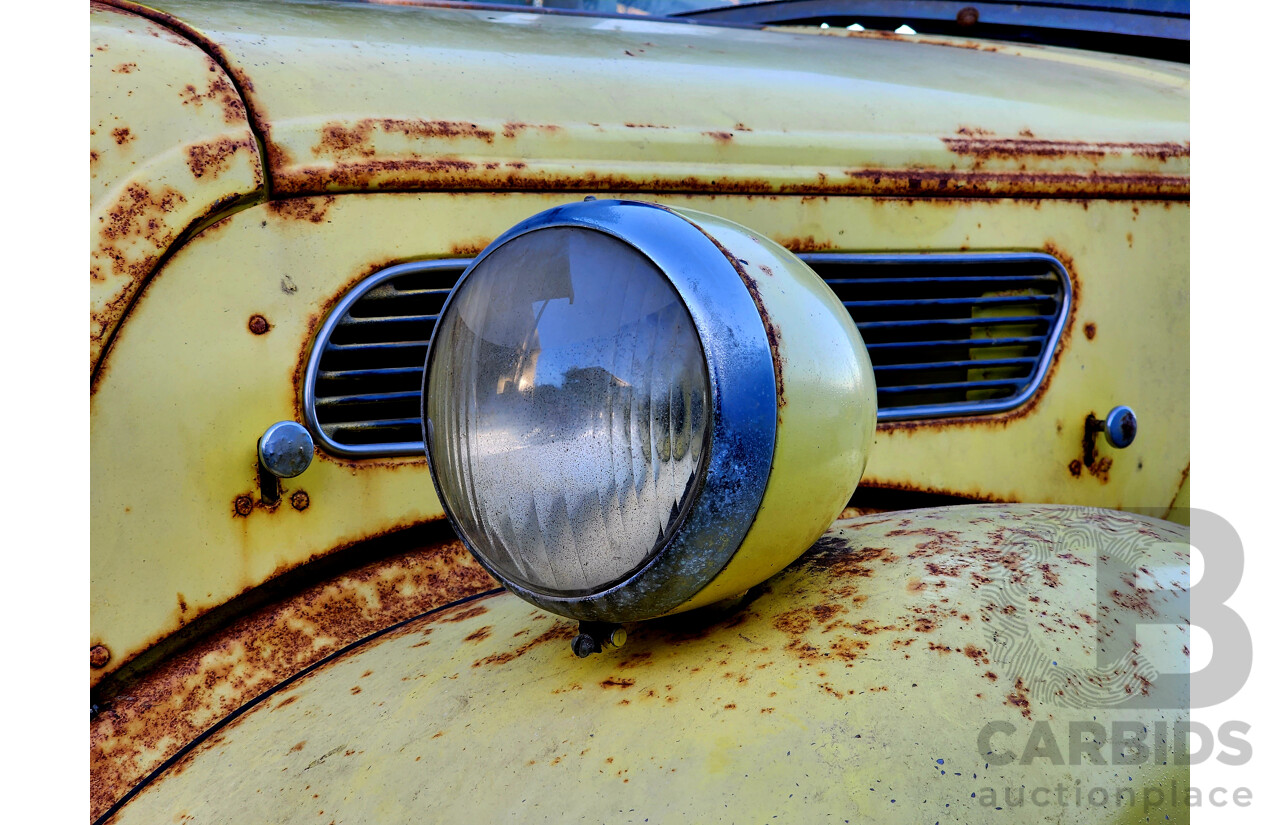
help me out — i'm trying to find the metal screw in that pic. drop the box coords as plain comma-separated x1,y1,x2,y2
90,645,111,669
571,634,599,658
248,314,271,335
291,490,310,511
259,422,315,479
234,495,255,517
957,6,979,26
1103,406,1138,449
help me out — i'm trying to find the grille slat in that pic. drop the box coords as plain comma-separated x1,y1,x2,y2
304,252,1069,456
873,357,1039,373
803,253,1069,421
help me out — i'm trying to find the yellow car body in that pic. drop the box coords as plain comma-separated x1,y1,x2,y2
90,1,1190,821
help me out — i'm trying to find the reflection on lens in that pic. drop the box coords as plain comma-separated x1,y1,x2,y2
427,227,711,596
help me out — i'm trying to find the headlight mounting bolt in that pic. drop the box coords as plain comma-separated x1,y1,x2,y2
571,622,627,658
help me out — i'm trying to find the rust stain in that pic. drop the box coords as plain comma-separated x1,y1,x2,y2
942,137,1188,163
1088,456,1113,483
472,622,576,667
463,626,493,643
290,491,310,512
1068,459,1082,478
439,604,489,623
113,62,138,74
1005,677,1032,719
89,538,496,820
312,119,497,160
267,195,337,223
92,181,193,361
703,131,734,144
600,677,637,689
270,158,1188,199
185,137,253,180
775,235,835,253
738,269,786,407
91,645,112,669
112,127,134,146
247,314,271,335
178,75,248,125
1084,322,1096,340
501,122,561,139
663,208,787,408
449,239,492,256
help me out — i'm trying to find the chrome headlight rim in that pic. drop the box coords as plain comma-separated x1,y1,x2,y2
423,199,778,622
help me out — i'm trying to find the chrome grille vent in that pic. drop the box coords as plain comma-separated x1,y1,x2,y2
800,253,1069,421
305,252,1068,456
304,260,468,457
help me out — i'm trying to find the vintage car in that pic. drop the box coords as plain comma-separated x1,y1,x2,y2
90,0,1191,821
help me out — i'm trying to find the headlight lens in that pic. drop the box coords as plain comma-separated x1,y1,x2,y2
426,226,711,596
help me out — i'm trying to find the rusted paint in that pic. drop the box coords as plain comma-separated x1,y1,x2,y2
266,195,336,223
91,2,266,373
312,119,497,159
501,122,561,139
1084,321,1097,339
268,161,1188,200
942,137,1189,163
247,314,270,335
91,645,112,669
89,537,497,821
178,72,249,126
774,235,834,253
703,130,733,144
185,136,254,179
448,238,492,256
290,490,310,511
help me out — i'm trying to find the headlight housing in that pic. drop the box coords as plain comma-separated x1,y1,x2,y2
425,200,875,623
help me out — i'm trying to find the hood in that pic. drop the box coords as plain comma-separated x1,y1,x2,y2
120,0,1189,198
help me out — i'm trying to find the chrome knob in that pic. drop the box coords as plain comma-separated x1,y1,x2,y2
1103,406,1137,449
258,421,315,478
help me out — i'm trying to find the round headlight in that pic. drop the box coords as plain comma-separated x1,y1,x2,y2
425,200,875,624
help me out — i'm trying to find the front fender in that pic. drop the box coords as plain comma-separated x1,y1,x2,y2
96,504,1190,823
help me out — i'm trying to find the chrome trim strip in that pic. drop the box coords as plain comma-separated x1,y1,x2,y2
423,200,778,622
301,259,470,458
798,252,1072,422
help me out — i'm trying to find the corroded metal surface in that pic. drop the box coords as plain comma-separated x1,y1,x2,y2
112,1,1186,199
104,505,1190,824
90,193,1188,690
90,537,496,822
90,1,264,372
